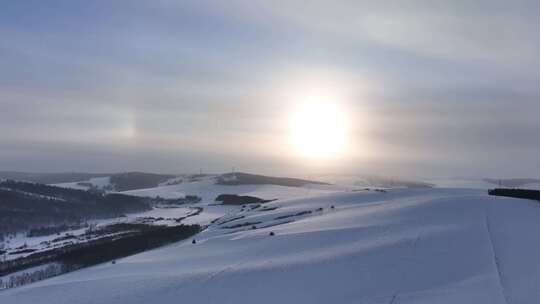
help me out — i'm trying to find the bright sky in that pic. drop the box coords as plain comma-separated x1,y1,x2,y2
1,1,539,177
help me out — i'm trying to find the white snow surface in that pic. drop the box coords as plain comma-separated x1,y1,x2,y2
2,186,540,303
521,182,540,190
121,176,344,202
53,176,111,190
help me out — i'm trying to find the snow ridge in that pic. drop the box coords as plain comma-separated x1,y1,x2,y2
484,205,509,304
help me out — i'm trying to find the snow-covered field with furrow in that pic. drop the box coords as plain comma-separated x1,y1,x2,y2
2,184,540,304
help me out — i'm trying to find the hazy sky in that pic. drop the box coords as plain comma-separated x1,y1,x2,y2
1,1,539,177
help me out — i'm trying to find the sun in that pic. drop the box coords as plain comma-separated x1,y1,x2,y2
290,101,348,159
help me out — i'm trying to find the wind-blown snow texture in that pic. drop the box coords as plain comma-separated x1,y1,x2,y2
2,184,540,303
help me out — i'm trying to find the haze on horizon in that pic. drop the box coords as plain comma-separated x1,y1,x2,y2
1,1,539,178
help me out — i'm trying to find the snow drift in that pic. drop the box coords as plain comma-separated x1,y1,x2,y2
2,187,540,303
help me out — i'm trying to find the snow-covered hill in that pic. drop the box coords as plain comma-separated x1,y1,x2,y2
54,176,111,191
121,174,344,202
53,172,339,198
3,186,540,303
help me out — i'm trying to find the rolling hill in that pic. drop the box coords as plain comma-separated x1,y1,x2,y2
3,183,540,303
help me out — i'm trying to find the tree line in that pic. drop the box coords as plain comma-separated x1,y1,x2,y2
0,180,152,236
1,223,201,289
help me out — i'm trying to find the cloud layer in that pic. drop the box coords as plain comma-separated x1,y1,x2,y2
1,1,539,177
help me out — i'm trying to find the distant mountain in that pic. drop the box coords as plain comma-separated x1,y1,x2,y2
2,171,329,193
484,178,540,188
109,172,176,191
356,176,434,188
216,172,329,187
0,171,178,192
0,171,109,184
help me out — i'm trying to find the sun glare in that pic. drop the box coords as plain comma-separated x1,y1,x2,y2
290,101,348,159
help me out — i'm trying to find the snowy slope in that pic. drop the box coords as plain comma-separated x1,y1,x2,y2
521,182,540,190
54,176,111,190
3,187,540,303
121,176,344,202
426,177,495,189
